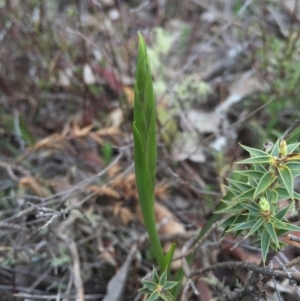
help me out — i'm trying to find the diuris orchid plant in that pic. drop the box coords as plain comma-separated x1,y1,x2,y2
133,33,177,300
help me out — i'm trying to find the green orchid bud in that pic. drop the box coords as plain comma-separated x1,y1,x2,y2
279,140,287,157
259,197,270,213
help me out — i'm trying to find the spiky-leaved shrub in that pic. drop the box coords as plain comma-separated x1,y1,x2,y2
218,140,300,263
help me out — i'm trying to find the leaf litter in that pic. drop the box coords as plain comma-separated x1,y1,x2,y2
0,1,300,300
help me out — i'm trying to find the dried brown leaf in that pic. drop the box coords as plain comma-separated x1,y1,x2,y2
113,203,135,225
85,185,121,199
154,180,170,201
19,176,49,197
122,86,134,104
72,123,94,137
95,127,122,136
108,162,121,178
89,132,104,145
112,173,137,200
32,134,62,150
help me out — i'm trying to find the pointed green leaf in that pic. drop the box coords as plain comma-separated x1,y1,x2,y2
152,268,159,284
239,201,260,213
245,218,265,238
161,291,175,301
265,222,279,248
237,155,274,165
228,220,257,232
285,162,300,170
224,185,241,197
270,217,298,231
286,223,300,232
285,161,300,176
274,187,300,200
228,179,254,192
160,293,174,301
164,281,178,290
266,189,278,204
220,216,237,229
294,191,300,200
214,200,244,214
253,171,277,199
247,213,259,221
148,290,160,301
159,270,167,286
232,170,264,180
253,163,267,172
278,166,294,200
139,286,152,294
270,140,280,157
141,280,157,291
275,222,300,232
269,202,276,215
240,144,271,157
164,241,176,274
224,215,249,235
248,177,258,187
275,204,293,220
233,214,249,224
234,188,256,200
219,205,245,215
261,230,270,265
276,229,290,236
287,143,300,154
290,170,300,177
